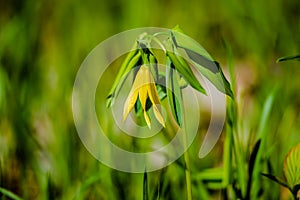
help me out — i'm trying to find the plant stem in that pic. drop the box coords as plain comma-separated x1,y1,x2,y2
183,128,192,200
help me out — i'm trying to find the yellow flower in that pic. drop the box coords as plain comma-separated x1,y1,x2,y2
123,65,165,128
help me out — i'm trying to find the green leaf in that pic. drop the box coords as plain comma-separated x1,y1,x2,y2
143,170,149,200
283,143,300,189
0,187,24,200
170,30,212,60
246,140,261,199
170,30,233,98
195,167,224,181
149,53,159,82
106,43,142,107
277,54,300,62
249,140,261,179
167,51,206,94
166,57,183,127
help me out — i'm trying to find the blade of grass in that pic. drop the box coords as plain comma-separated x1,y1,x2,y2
223,41,244,199
223,118,233,187
251,90,276,199
183,132,192,200
143,170,148,200
246,139,261,199
195,180,210,200
261,173,289,189
0,187,24,200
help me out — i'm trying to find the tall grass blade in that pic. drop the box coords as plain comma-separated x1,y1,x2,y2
251,91,276,199
0,187,24,200
143,170,149,200
246,139,261,199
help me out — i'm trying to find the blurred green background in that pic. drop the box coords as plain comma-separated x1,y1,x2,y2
0,0,299,199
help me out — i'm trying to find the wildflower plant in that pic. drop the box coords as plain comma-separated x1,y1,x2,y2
106,26,233,200
107,26,233,129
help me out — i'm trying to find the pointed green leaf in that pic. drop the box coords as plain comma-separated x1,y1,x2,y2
171,30,233,98
0,187,24,200
166,57,183,127
143,170,149,200
171,30,212,60
246,140,261,199
167,51,206,94
106,43,142,107
149,54,159,82
283,143,300,189
249,140,261,179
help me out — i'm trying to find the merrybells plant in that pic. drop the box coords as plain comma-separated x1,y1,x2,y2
106,26,233,200
106,26,232,127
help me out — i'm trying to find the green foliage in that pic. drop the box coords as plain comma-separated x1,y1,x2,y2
262,143,300,200
0,0,299,199
284,143,300,198
0,187,24,200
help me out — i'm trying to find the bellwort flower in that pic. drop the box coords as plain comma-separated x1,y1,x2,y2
123,65,165,128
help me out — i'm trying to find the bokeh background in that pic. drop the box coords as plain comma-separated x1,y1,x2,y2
0,0,299,199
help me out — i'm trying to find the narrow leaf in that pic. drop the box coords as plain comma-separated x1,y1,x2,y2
246,139,261,199
261,173,290,189
106,46,142,107
277,54,300,62
249,140,261,178
167,51,206,94
143,170,149,200
0,187,24,200
166,57,183,127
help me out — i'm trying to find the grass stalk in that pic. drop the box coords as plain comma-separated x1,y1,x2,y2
183,128,192,200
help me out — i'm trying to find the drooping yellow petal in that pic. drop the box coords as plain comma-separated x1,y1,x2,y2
123,65,165,128
139,84,151,128
123,89,139,121
148,83,161,105
146,67,165,127
143,110,151,128
147,67,161,105
152,104,165,127
123,66,148,121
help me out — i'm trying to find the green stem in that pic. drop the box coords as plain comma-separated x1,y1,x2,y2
183,128,192,200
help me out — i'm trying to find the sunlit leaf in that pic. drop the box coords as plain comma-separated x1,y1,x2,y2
171,29,233,98
167,51,206,94
283,143,300,188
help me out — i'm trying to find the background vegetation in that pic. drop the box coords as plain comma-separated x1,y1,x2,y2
0,0,299,199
